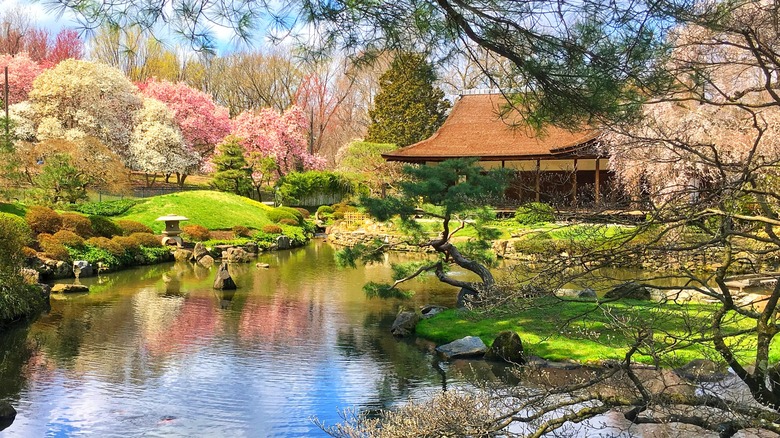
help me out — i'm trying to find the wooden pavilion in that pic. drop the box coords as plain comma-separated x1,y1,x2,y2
382,93,620,207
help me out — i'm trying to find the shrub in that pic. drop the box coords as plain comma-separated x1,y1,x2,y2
67,245,120,269
60,212,94,237
182,224,211,241
22,246,37,258
112,235,141,251
0,213,32,287
130,232,162,247
89,215,122,238
275,170,364,205
116,220,153,235
140,247,173,264
86,236,125,256
38,235,70,261
232,225,251,238
316,205,335,217
294,207,311,219
26,205,62,235
267,208,299,224
262,224,283,234
515,202,555,226
51,230,85,247
72,199,137,216
279,218,298,226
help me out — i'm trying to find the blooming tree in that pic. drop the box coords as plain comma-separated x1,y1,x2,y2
27,59,142,159
129,98,199,186
231,105,326,196
0,52,43,105
45,29,84,67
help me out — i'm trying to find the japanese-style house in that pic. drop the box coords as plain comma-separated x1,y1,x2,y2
382,92,621,207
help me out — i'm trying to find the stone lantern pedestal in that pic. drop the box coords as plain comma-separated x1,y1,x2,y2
156,214,189,247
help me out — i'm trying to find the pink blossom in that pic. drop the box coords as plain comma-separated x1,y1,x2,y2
0,52,43,104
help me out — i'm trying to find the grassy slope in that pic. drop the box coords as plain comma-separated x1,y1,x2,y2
417,298,776,366
117,190,275,233
0,202,27,217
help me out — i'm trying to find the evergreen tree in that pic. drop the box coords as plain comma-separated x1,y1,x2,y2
365,53,450,147
210,137,252,196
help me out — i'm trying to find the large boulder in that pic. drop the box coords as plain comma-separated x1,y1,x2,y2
51,283,89,293
604,281,652,301
191,242,210,262
243,241,259,254
577,288,598,299
225,247,252,263
436,336,487,359
485,331,525,364
276,235,292,250
0,401,16,432
33,257,71,279
390,311,420,337
174,249,193,262
675,359,727,382
420,305,446,319
72,260,93,278
197,255,215,268
213,262,237,290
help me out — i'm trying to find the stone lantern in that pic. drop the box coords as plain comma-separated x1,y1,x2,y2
156,214,189,247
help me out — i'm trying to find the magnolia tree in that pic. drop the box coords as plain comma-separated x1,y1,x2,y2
231,105,326,198
129,97,199,186
0,52,43,105
139,79,231,182
27,59,142,159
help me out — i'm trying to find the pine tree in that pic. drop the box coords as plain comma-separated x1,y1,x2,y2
210,137,252,196
365,53,450,147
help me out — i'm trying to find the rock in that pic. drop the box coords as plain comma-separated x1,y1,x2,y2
256,263,270,269
436,336,487,359
213,262,237,290
675,359,726,382
0,401,16,432
34,257,71,279
578,288,597,299
226,247,252,263
192,242,209,261
485,331,525,364
420,305,446,319
37,283,52,297
51,283,89,293
276,235,291,250
197,255,215,268
212,245,233,258
604,281,652,301
390,311,420,337
72,260,93,278
21,268,40,284
174,249,193,262
243,241,259,254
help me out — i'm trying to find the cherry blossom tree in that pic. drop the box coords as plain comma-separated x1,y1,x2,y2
0,52,43,105
45,29,85,67
129,98,199,186
139,78,230,184
27,59,142,159
231,106,327,197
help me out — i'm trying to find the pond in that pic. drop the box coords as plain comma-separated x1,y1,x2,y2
0,240,502,437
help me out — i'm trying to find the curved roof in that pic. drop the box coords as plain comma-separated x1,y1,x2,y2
382,93,601,163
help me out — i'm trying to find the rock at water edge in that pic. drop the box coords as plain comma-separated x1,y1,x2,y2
485,331,525,364
390,311,420,337
51,283,90,293
213,262,237,290
0,401,16,432
436,336,487,359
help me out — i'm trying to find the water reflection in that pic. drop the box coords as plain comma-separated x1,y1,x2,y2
0,241,470,437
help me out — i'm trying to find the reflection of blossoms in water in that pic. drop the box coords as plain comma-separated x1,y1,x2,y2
143,295,222,356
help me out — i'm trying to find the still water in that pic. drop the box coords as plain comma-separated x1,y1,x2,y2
0,240,481,437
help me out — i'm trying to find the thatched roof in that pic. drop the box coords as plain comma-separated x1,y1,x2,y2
382,93,601,163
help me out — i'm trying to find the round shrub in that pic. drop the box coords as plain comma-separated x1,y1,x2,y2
86,236,125,256
60,212,94,237
89,215,122,238
52,230,85,247
116,220,153,235
130,232,162,247
38,235,70,261
277,206,304,224
262,224,283,234
232,225,251,238
112,235,141,251
182,224,211,241
22,246,38,258
515,202,555,226
26,205,62,235
316,205,335,217
279,218,298,226
267,208,299,224
0,212,32,283
294,207,311,219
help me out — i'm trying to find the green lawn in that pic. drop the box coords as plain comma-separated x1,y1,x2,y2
0,202,27,217
116,190,276,233
417,297,773,366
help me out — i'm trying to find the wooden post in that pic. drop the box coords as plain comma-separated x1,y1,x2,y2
595,158,601,204
572,158,578,206
4,66,8,144
535,159,541,202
